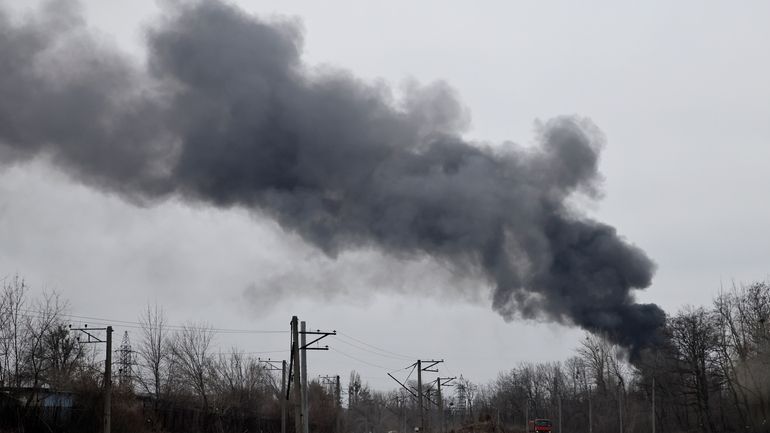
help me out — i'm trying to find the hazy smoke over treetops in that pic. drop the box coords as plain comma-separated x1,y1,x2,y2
0,1,664,353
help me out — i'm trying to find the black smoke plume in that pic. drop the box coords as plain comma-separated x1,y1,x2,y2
0,1,665,354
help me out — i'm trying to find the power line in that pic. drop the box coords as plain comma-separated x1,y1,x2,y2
17,308,287,334
337,331,416,360
330,347,400,371
335,335,414,362
15,309,421,373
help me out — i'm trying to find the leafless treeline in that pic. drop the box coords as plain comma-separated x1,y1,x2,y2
463,281,770,433
0,276,286,432
133,304,282,427
2,275,769,433
0,276,85,394
326,282,770,433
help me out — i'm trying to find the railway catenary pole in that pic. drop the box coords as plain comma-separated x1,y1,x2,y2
291,317,303,433
70,324,112,433
104,326,112,433
301,321,309,433
282,360,287,433
418,360,423,432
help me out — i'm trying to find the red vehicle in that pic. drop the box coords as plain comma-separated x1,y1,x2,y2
527,418,552,433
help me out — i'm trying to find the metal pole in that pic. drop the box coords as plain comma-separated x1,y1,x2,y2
438,380,444,433
558,396,562,433
301,321,309,433
104,326,113,433
336,375,342,433
292,317,303,433
281,360,287,433
336,375,341,407
418,360,423,432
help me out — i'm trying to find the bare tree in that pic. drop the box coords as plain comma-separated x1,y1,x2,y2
24,290,68,400
170,322,215,410
137,303,171,409
213,349,276,417
714,281,770,429
43,323,84,388
669,306,720,433
578,333,610,396
0,275,30,388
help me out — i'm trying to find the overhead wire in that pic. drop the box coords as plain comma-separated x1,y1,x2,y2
16,308,288,334
11,308,456,388
335,335,413,362
337,331,417,360
329,347,399,371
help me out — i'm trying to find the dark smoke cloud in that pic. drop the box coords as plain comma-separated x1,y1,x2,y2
0,1,665,353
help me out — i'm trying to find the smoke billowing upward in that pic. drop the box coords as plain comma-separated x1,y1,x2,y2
0,1,665,354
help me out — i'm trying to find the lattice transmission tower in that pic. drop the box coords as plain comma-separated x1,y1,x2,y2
117,331,133,390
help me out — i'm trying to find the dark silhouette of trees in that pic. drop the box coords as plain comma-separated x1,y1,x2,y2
3,275,770,433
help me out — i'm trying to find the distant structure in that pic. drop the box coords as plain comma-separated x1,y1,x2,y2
117,331,133,390
455,375,467,419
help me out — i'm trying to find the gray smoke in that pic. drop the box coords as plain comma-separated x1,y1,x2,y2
0,1,665,354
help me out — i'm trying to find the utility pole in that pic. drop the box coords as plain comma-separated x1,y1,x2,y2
336,375,341,407
291,317,303,433
558,396,562,433
336,375,342,433
388,360,443,433
436,377,455,433
418,360,443,433
319,375,339,400
104,326,112,433
70,324,112,433
291,316,335,433
301,321,309,433
418,360,423,432
258,358,287,433
437,378,443,433
320,374,343,433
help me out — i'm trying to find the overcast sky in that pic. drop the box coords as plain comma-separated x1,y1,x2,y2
1,0,769,391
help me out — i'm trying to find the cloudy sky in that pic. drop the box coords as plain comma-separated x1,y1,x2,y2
1,0,769,391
